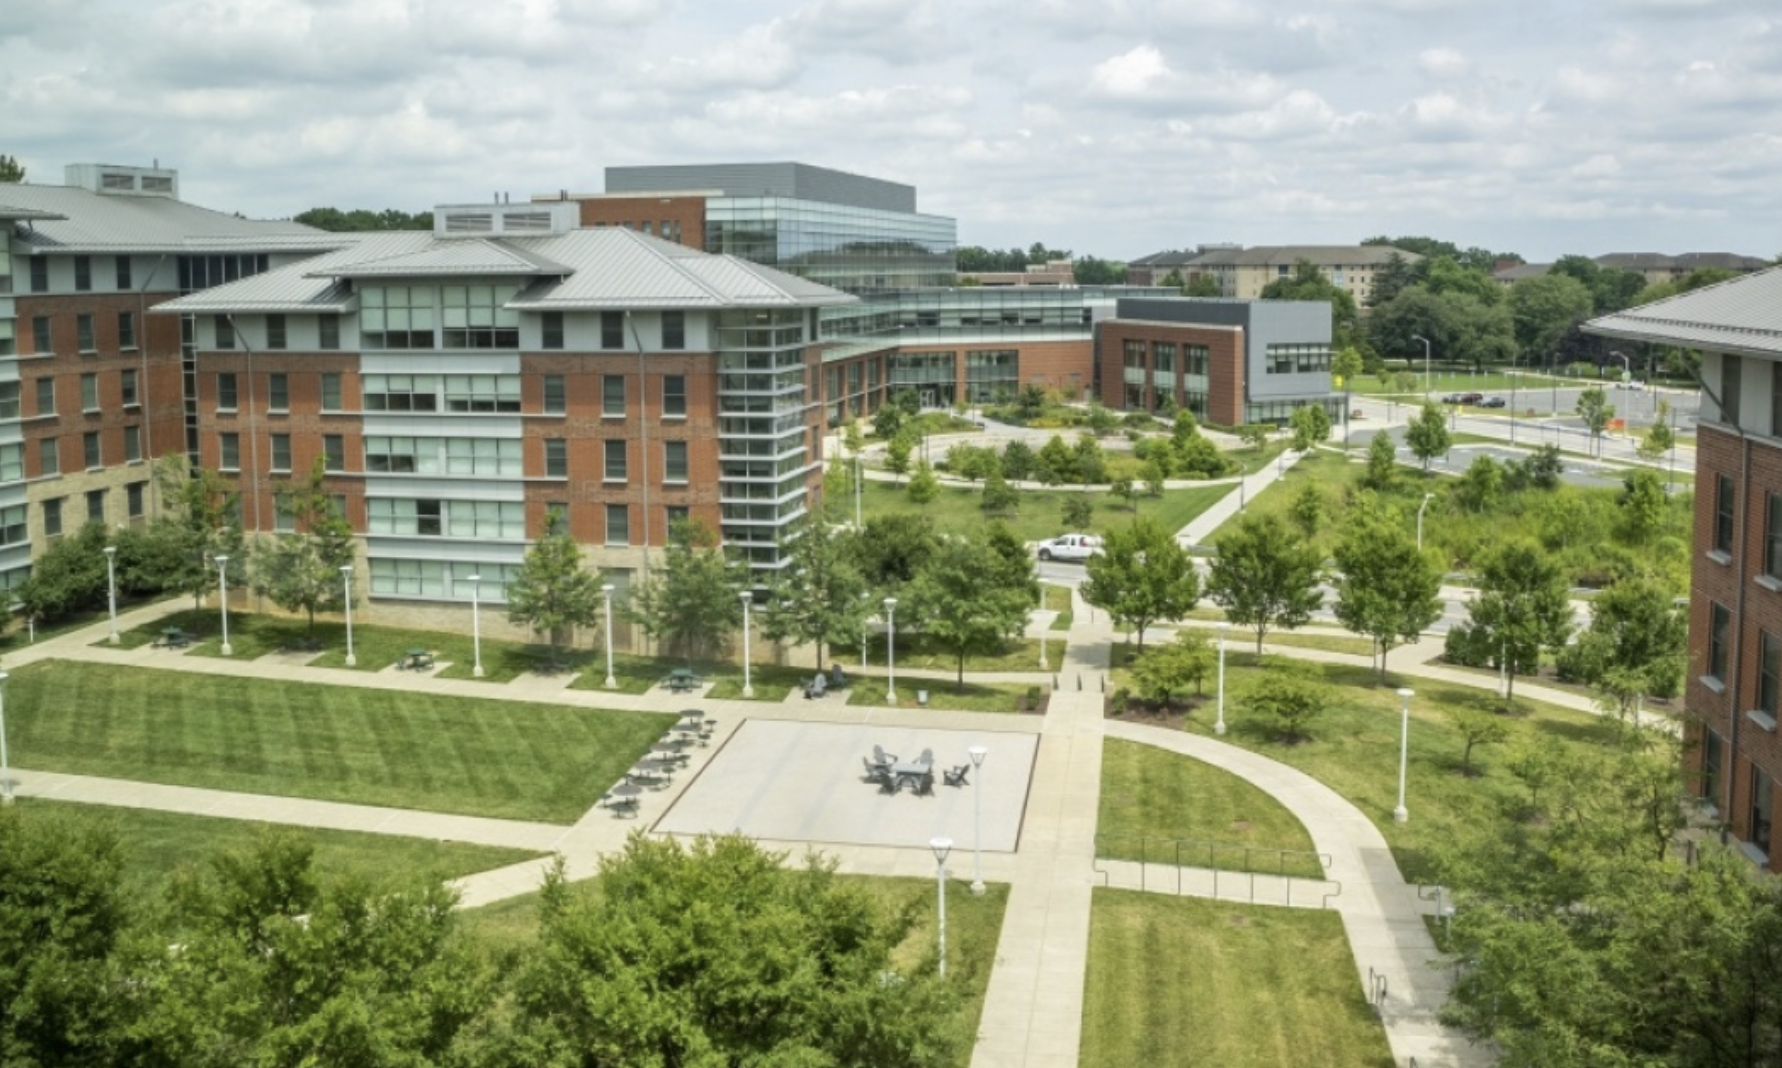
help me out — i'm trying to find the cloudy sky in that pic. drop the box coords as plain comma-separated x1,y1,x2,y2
4,0,1777,262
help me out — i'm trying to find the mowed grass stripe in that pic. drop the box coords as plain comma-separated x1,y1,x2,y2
8,660,672,823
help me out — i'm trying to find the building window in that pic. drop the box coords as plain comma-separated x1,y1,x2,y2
74,256,92,292
118,311,136,349
217,373,238,411
80,373,98,412
124,424,141,463
666,505,689,529
663,374,686,418
42,497,61,537
444,438,521,476
32,317,50,354
360,285,436,349
116,257,132,290
0,505,23,547
363,374,439,412
664,440,688,482
321,373,342,411
271,433,291,472
269,372,289,412
1716,474,1736,555
603,374,625,416
448,500,525,540
121,369,138,407
86,489,105,523
1709,601,1731,682
1762,632,1781,718
1768,493,1782,579
543,374,566,414
39,438,58,477
1722,355,1742,425
319,316,340,351
0,383,17,420
1701,730,1724,803
662,310,685,350
29,259,48,293
603,439,627,481
606,503,630,545
266,314,287,350
602,310,624,349
219,432,240,471
0,444,19,481
545,501,568,527
1752,768,1775,858
545,439,567,478
34,378,53,416
443,374,521,413
77,314,96,353
275,492,295,533
323,434,344,472
441,284,520,348
216,317,234,349
369,498,444,537
542,312,564,350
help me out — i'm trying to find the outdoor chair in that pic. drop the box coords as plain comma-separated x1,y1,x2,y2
942,764,970,788
828,664,850,690
804,673,828,699
873,744,897,766
863,756,892,787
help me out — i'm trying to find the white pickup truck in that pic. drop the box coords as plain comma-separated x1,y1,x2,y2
1037,533,1104,562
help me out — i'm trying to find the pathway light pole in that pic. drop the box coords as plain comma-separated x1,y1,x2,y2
968,746,988,895
602,584,617,688
740,591,755,698
341,566,356,667
930,836,953,976
215,555,232,656
0,672,10,803
855,452,863,528
469,574,484,678
1416,493,1435,552
1394,687,1414,823
1412,334,1432,401
1215,622,1230,735
103,545,118,644
884,597,898,703
860,592,870,671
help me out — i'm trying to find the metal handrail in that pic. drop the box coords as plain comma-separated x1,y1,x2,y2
1367,966,1389,1013
1091,833,1341,908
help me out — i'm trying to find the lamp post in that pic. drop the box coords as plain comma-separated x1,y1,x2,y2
468,574,484,678
930,836,953,977
1416,493,1435,552
602,584,617,689
1412,334,1432,401
1498,639,1507,700
854,452,863,528
1215,622,1230,735
884,597,898,703
215,555,232,656
1394,687,1414,823
103,545,118,644
968,746,988,895
1610,349,1634,424
740,591,755,699
341,566,355,667
0,672,11,804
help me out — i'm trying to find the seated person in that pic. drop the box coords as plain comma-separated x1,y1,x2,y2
829,663,847,688
804,672,828,699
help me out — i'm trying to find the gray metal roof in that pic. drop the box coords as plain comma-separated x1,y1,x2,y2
1593,251,1770,272
607,162,920,213
1185,245,1421,267
1493,263,1551,282
1,181,323,253
157,227,854,314
1584,266,1782,358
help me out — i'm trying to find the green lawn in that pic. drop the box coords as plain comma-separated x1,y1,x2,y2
5,659,673,822
1044,583,1074,630
1081,890,1394,1068
847,677,1044,714
1349,369,1546,397
1098,738,1323,878
14,799,543,897
857,478,1230,543
1230,438,1293,475
849,633,1058,674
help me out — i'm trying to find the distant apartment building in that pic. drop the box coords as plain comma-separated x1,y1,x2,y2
1183,245,1419,309
1587,267,1782,871
960,260,1075,287
1124,250,1200,288
1494,252,1772,289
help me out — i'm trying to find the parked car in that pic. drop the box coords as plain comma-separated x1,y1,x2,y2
1036,532,1104,562
1351,408,1366,419
1458,392,1485,405
1441,393,1464,404
1478,395,1507,408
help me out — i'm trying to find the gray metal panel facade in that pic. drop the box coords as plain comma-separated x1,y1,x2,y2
606,163,917,213
1112,297,1333,402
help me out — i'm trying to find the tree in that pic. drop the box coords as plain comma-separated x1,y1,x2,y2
1184,274,1222,297
982,465,1018,514
1110,477,1135,510
761,517,870,671
1332,512,1443,675
1072,435,1107,484
1289,483,1324,539
1454,454,1504,512
1550,254,1646,314
292,206,431,231
1084,400,1119,437
872,401,907,442
628,520,742,664
1000,440,1035,481
1239,424,1270,451
1061,494,1094,530
1618,468,1668,543
1558,577,1686,713
505,835,966,1068
1364,430,1398,490
1140,457,1168,497
906,532,1034,690
842,418,865,458
1576,387,1614,457
1509,273,1594,358
1448,707,1511,776
1207,513,1323,653
907,459,939,505
1332,345,1365,449
1287,404,1330,451
1081,517,1201,652
1464,540,1575,704
1174,434,1230,479
1129,631,1216,706
1405,402,1451,470
884,429,915,482
251,459,355,638
1072,255,1126,285
0,154,24,182
504,511,603,666
1244,666,1324,742
14,521,110,625
1637,399,1675,462
148,455,247,608
1037,434,1076,483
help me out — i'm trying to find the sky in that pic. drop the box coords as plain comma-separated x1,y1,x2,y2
3,0,1778,263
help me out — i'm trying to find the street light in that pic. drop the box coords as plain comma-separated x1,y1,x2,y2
341,566,355,667
602,583,617,689
854,452,863,528
860,591,870,671
0,672,11,804
215,555,232,656
930,836,953,977
1416,493,1435,552
468,574,484,678
740,591,755,699
1394,687,1414,823
1215,622,1230,735
884,597,898,703
103,545,118,644
968,746,988,895
1412,334,1432,401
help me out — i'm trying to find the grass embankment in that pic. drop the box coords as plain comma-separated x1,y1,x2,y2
857,478,1231,543
846,678,1044,714
5,660,672,822
1081,890,1394,1068
1044,583,1074,630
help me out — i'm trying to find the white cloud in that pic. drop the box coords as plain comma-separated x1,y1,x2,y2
1417,47,1470,79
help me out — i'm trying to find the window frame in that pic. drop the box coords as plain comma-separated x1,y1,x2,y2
83,431,102,470
271,432,292,472
541,311,564,350
602,374,626,417
662,310,685,350
544,439,568,478
601,310,624,349
118,311,136,350
1716,473,1737,556
266,314,287,350
1709,601,1731,682
664,439,689,483
605,503,630,545
217,372,238,412
219,432,240,472
604,439,627,482
321,372,343,412
121,368,138,408
268,372,289,413
543,374,566,414
662,374,687,418
76,313,96,354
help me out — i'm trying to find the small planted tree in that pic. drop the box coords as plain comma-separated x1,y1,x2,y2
1207,513,1324,653
1062,494,1094,530
1129,630,1215,708
907,459,939,505
1405,403,1451,471
628,520,742,665
1576,386,1614,458
1245,667,1323,742
884,430,915,483
981,465,1019,514
1081,517,1200,652
1448,706,1511,776
253,459,356,639
761,517,870,672
505,511,603,668
906,531,1034,691
1364,430,1398,490
1289,483,1324,540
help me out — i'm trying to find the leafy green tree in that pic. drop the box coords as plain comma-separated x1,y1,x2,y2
842,417,864,458
1637,399,1676,461
1239,424,1270,451
1184,274,1221,297
1288,404,1330,451
1140,456,1168,497
1367,250,1423,307
1061,494,1094,530
1576,387,1614,457
1110,477,1135,510
1130,630,1215,706
1072,435,1107,484
1364,430,1398,490
884,428,915,482
1454,454,1504,512
852,513,938,594
503,835,966,1068
872,401,906,442
761,517,870,671
1557,577,1686,713
982,465,1018,514
292,206,431,231
1085,400,1120,436
251,459,355,637
1516,444,1564,491
1549,254,1646,314
1081,517,1200,652
1509,272,1594,358
1072,255,1127,285
149,455,247,608
907,459,939,505
1332,510,1443,674
907,531,1035,690
1465,540,1575,704
1405,402,1451,470
1000,440,1035,481
0,155,23,182
1174,434,1230,478
1037,434,1076,483
1391,369,1418,393
1207,513,1324,653
1289,483,1324,539
628,520,741,664
1244,665,1324,742
1332,345,1365,448
504,511,603,666
1618,468,1668,543
15,521,110,624
1447,707,1511,776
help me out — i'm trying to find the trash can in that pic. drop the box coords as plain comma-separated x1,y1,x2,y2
917,689,929,707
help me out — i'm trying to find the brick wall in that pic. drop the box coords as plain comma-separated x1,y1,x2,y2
574,196,707,249
1094,320,1245,424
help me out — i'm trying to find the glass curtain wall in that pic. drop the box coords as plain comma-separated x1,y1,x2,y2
705,198,955,294
716,308,814,569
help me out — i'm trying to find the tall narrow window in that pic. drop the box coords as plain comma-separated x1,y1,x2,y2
606,503,630,545
39,438,58,477
115,257,132,290
121,369,138,407
1768,493,1782,579
217,373,238,411
34,378,53,416
266,314,287,350
1762,632,1781,717
319,317,340,351
76,314,96,353
543,374,566,414
28,259,47,293
80,373,98,411
323,434,344,472
74,255,92,292
1701,730,1724,803
321,372,342,411
219,433,240,471
1752,767,1775,859
603,375,625,416
602,311,624,349
124,424,142,462
118,311,136,349
545,439,568,478
604,439,627,481
664,440,688,482
31,317,50,354
1709,601,1731,682
86,489,105,523
663,374,687,418
541,312,564,350
83,431,101,469
216,317,235,349
662,310,685,350
1723,355,1743,425
1716,474,1736,555
268,373,289,412
271,433,291,472
42,497,61,537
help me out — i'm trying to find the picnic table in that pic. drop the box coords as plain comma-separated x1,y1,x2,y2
403,648,435,671
890,757,935,795
603,783,642,818
156,627,192,649
663,669,703,693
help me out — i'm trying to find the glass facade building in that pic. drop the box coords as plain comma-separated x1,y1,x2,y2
705,198,955,295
